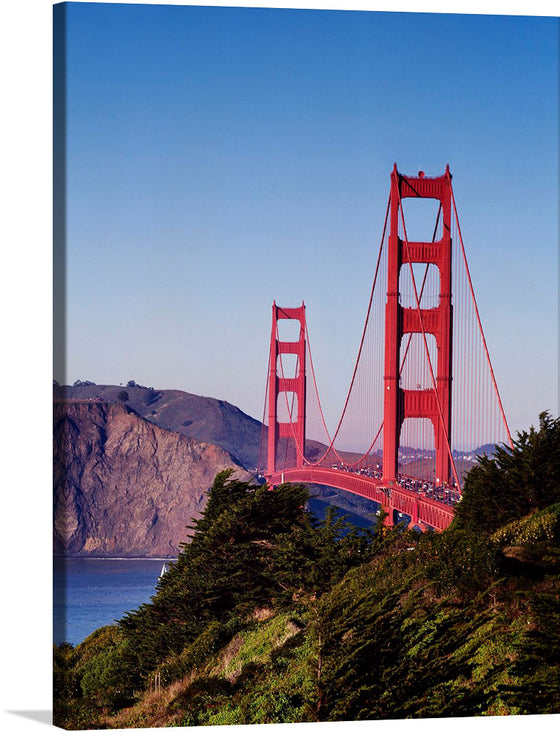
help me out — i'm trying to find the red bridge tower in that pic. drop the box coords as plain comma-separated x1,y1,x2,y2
382,165,453,486
267,303,307,475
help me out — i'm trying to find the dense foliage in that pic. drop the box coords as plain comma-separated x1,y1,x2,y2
54,414,560,729
453,411,560,533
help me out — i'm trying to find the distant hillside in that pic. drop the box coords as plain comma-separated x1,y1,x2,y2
53,399,252,557
54,383,343,474
54,383,263,470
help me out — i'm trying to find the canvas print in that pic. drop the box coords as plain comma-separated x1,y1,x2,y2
53,2,559,729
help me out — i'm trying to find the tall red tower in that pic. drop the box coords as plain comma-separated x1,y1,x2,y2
267,303,307,475
382,165,453,486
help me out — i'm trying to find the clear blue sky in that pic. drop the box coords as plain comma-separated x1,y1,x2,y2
58,2,558,439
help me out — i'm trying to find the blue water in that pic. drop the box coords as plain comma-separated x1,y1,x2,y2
53,557,172,647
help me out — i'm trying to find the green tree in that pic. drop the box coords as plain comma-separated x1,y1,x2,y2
117,472,313,686
453,411,560,534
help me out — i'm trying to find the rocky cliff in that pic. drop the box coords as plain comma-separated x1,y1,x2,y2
53,400,252,557
54,384,263,470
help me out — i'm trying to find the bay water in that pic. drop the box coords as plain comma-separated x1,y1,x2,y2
53,557,174,647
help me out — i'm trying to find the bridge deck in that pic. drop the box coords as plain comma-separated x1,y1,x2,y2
265,466,456,531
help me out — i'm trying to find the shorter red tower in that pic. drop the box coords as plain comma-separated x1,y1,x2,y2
267,303,307,475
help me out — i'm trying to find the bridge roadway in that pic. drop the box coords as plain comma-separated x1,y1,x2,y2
265,467,455,532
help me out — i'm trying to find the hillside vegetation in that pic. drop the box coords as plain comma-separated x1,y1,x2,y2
54,412,560,728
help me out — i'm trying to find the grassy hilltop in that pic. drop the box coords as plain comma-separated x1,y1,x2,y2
54,412,560,728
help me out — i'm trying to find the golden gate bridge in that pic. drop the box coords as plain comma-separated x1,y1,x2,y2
257,165,512,531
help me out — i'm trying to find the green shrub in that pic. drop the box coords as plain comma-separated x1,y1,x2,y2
493,502,560,546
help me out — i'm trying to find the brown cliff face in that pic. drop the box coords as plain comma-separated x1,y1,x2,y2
54,384,264,470
53,400,252,557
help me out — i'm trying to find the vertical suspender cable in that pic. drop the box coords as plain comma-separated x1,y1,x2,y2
397,184,461,490
450,184,513,448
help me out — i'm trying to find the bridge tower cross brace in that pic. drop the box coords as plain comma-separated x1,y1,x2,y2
267,303,307,476
382,165,453,486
